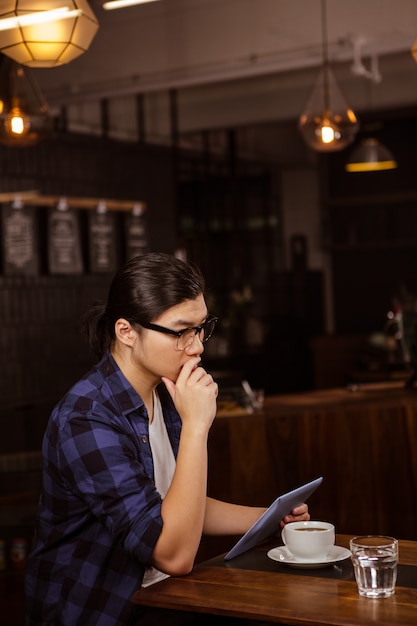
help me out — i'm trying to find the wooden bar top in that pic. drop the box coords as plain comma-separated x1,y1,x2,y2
134,534,417,625
262,380,417,411
215,381,417,418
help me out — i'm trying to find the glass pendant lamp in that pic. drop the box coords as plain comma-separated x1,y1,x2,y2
298,0,359,152
0,57,52,146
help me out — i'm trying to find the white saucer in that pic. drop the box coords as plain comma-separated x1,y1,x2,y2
267,545,352,569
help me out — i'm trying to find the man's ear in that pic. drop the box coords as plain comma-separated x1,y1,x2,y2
114,318,136,346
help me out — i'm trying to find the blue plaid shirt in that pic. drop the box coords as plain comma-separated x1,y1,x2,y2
25,351,181,625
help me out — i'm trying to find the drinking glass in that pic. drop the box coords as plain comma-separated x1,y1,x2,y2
350,535,398,598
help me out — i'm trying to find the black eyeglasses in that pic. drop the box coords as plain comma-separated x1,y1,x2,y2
136,315,218,351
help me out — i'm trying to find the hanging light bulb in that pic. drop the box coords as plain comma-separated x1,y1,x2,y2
320,115,336,144
298,0,359,152
0,57,52,146
6,106,30,137
0,1,99,68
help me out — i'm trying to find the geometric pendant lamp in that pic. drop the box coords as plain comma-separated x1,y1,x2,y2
0,1,99,68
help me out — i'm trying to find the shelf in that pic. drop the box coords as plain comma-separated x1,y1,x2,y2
0,191,146,213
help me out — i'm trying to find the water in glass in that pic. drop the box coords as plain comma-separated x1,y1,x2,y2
352,548,397,598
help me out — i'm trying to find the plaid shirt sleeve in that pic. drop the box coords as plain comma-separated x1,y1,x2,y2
58,405,163,562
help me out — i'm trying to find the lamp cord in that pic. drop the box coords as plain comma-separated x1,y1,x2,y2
25,68,49,114
321,0,330,114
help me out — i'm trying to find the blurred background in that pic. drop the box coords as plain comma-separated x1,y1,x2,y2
2,1,417,617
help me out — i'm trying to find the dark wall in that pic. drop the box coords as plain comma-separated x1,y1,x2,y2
321,110,417,334
0,274,109,453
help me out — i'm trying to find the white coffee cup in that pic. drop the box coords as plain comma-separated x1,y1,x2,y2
281,520,335,561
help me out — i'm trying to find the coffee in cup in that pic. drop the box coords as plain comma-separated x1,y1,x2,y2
281,520,335,561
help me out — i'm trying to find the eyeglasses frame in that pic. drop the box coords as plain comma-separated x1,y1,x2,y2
135,315,218,349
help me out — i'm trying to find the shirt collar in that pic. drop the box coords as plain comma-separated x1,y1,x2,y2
97,350,145,416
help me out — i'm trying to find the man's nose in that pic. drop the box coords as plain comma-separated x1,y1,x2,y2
185,333,204,355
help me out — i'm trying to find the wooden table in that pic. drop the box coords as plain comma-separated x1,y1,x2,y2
134,534,417,625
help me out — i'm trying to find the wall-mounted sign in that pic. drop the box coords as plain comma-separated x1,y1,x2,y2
88,209,118,273
48,206,83,274
124,203,148,260
1,204,39,275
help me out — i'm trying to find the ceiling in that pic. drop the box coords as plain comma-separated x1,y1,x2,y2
32,0,417,97
27,0,417,160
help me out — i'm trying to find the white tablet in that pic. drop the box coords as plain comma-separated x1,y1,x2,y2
224,476,323,560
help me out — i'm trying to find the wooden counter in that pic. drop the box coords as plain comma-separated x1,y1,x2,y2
208,381,417,543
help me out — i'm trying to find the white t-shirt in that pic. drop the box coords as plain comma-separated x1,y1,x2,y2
141,391,176,588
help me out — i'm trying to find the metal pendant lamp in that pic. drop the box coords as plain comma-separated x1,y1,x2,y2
298,0,359,152
0,1,99,68
345,137,398,172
